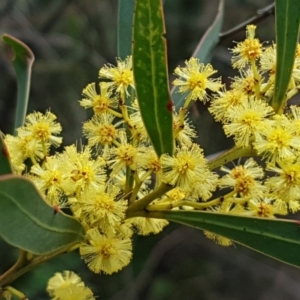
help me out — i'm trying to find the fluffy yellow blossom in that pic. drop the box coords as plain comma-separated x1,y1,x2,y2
209,89,247,122
260,44,276,76
161,144,205,191
248,198,275,218
18,111,62,148
219,158,266,200
47,271,84,294
60,145,106,195
254,115,300,164
223,97,274,148
173,57,222,102
76,184,127,230
80,228,132,275
231,24,262,69
138,147,161,173
30,156,65,205
116,220,134,239
47,271,95,300
132,217,169,235
109,130,143,174
260,44,300,87
4,135,27,173
288,200,300,213
231,68,257,96
99,56,134,97
80,82,118,114
266,161,300,210
161,144,218,199
83,113,122,158
189,168,218,201
272,199,288,215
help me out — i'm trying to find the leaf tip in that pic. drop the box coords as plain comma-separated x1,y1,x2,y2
2,33,35,62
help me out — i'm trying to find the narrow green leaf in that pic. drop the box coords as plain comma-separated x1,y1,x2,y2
133,0,173,157
153,210,300,267
272,0,300,113
0,134,13,175
117,0,136,121
0,175,84,255
172,0,224,109
118,0,135,59
2,34,35,132
118,0,136,194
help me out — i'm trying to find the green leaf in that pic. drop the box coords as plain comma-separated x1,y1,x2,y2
0,175,84,255
118,0,135,59
172,0,224,109
153,210,300,267
117,0,136,126
133,0,174,157
2,34,35,132
0,134,13,175
118,1,136,195
272,0,300,113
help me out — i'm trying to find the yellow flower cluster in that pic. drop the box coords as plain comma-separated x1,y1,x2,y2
205,25,300,243
47,271,95,300
5,24,300,282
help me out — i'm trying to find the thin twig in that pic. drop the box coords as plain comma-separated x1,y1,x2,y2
0,250,28,287
219,2,275,40
0,244,78,287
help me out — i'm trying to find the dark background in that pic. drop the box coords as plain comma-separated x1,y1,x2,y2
2,1,300,299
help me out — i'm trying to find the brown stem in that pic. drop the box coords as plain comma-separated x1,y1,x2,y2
0,250,28,287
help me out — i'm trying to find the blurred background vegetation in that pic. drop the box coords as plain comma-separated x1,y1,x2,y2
2,0,300,299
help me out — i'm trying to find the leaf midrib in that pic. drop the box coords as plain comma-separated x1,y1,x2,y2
165,213,300,245
147,0,165,155
0,189,79,235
